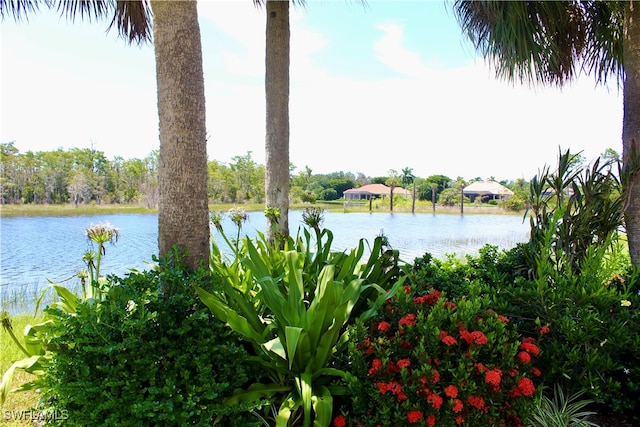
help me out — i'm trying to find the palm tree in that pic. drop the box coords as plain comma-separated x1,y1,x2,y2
453,1,640,265
386,169,401,212
263,0,291,244
2,0,210,269
152,0,209,269
401,166,416,213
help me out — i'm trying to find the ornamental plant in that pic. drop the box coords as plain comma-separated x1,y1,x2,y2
339,286,542,427
196,209,403,427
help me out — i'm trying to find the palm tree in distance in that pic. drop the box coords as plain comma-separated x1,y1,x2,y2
401,166,416,213
453,0,640,265
386,169,401,213
2,0,210,269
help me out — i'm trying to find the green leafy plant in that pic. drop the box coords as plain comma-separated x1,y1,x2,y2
35,249,263,426
338,285,541,427
527,385,600,427
1,221,120,405
524,149,623,275
196,213,404,427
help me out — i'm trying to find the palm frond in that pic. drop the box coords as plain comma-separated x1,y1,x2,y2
453,0,622,87
1,0,151,44
0,0,42,21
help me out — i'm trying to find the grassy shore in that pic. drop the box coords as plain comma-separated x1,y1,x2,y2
0,314,42,427
0,200,521,217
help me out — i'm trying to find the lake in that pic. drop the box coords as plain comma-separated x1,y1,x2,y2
0,211,530,307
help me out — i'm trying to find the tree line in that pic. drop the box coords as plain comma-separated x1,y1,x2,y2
0,142,535,209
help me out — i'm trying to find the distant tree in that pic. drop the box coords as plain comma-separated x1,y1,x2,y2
401,167,416,213
385,169,401,212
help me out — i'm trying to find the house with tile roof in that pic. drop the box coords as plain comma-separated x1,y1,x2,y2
343,183,410,200
462,181,514,203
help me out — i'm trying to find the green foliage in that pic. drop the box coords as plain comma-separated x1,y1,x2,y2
38,250,263,426
404,239,640,421
527,385,600,427
524,149,623,274
501,194,526,211
339,286,540,426
197,221,403,427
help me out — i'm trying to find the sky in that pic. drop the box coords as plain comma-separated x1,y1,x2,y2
1,0,623,182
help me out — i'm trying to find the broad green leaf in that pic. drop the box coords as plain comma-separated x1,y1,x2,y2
52,285,80,313
284,326,303,370
195,286,266,344
311,385,333,427
299,371,313,427
0,355,42,404
276,396,299,427
264,336,287,361
224,382,292,405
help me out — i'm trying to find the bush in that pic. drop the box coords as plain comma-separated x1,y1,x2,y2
338,286,541,427
403,241,640,422
39,250,264,426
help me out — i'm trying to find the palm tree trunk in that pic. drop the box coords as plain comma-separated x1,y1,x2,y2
623,1,640,267
152,0,210,269
265,0,290,244
390,186,394,212
411,181,416,213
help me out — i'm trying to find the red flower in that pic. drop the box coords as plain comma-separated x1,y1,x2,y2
431,369,440,384
427,393,443,410
467,395,486,410
461,330,487,345
517,351,531,364
377,321,391,332
455,415,465,424
377,381,392,394
531,367,542,377
439,331,458,346
397,358,411,369
452,398,464,413
443,301,457,309
517,377,536,397
474,362,487,373
538,325,550,335
368,358,383,376
519,341,540,357
485,369,502,387
333,415,346,427
399,313,417,327
407,410,423,424
498,315,510,324
426,414,436,427
444,384,459,398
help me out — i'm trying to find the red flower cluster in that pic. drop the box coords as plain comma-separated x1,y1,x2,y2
439,330,458,346
343,286,541,427
399,313,417,327
510,377,536,397
413,289,441,305
519,338,540,357
407,409,423,423
460,329,488,346
485,368,502,388
332,415,346,427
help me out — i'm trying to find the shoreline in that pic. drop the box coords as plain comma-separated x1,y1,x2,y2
0,202,524,218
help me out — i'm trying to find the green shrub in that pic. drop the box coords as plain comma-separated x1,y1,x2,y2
338,286,541,427
39,250,264,426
